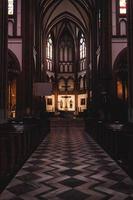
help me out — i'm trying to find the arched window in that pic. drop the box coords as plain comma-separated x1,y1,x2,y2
80,34,86,59
114,48,128,101
46,34,53,60
8,0,17,36
59,31,74,73
8,0,14,15
119,0,127,15
79,33,86,71
46,34,53,71
120,19,127,35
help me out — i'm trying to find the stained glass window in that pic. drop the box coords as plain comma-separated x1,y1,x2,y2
80,34,86,59
8,0,14,15
119,0,127,14
59,32,74,72
79,34,86,71
46,35,53,59
46,34,53,71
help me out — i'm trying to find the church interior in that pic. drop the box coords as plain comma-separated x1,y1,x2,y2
1,0,133,199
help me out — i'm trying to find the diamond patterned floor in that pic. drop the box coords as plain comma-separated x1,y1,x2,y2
1,118,133,200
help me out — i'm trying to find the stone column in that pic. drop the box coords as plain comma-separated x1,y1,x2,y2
20,0,35,116
0,0,8,123
99,0,112,95
35,4,42,82
91,13,98,105
127,0,133,122
33,4,43,115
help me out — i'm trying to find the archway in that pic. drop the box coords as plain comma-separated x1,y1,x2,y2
113,48,128,101
8,50,21,118
36,0,95,115
113,48,128,121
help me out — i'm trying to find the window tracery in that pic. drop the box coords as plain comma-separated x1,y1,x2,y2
79,34,86,71
46,34,53,71
8,0,14,15
59,32,74,73
46,35,53,60
80,34,86,59
119,0,127,15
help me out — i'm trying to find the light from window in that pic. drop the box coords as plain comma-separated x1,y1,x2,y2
80,34,86,59
119,0,127,14
46,35,52,59
8,0,14,15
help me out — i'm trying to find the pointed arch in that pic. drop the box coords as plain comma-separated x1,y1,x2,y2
113,48,128,101
8,49,21,78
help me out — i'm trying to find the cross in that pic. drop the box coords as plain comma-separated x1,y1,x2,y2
61,84,71,92
61,95,71,110
60,83,72,111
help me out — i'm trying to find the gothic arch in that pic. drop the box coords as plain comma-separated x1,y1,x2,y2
40,0,94,33
8,49,21,80
113,47,127,72
8,49,21,118
113,48,128,101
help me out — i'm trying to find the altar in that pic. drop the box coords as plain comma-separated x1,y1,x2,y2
58,95,75,111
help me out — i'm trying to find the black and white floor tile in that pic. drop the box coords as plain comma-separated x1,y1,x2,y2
1,118,133,200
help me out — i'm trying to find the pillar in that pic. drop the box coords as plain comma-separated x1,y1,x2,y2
99,0,112,95
0,0,8,123
91,12,98,105
127,0,133,122
18,0,35,116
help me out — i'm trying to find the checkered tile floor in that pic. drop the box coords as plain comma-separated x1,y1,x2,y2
1,118,133,200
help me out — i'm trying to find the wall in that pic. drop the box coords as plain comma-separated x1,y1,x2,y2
112,0,127,67
112,38,127,67
8,0,22,69
8,39,22,69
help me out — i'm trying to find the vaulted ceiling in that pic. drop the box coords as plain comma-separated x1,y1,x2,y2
39,0,96,35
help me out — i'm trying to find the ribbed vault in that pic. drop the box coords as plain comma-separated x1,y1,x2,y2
39,0,96,34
